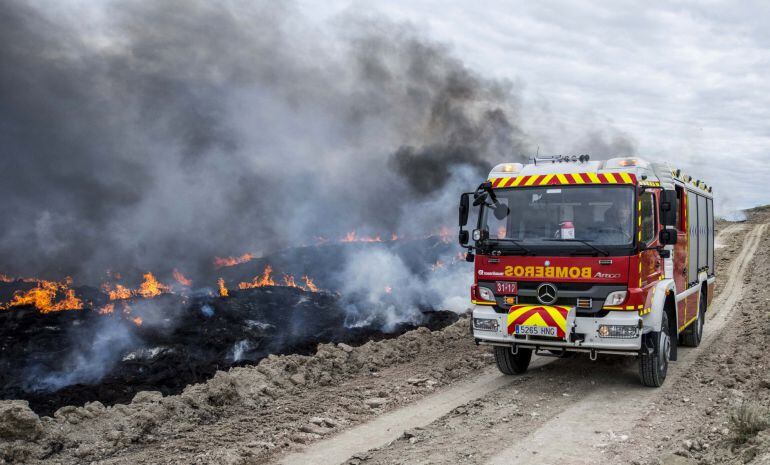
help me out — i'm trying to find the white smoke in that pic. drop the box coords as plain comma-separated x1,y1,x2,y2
229,339,251,363
339,246,472,332
336,164,477,330
23,317,138,392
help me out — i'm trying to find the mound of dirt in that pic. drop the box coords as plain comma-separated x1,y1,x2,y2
0,317,478,464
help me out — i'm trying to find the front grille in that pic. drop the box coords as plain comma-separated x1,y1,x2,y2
516,282,594,292
516,296,578,306
480,281,627,315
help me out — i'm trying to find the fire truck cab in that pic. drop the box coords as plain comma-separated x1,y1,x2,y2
459,156,715,386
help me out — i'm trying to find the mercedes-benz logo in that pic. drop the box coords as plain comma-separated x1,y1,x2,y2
536,283,558,305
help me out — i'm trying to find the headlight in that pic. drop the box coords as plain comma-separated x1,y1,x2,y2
603,291,627,307
478,287,495,302
472,229,482,241
473,318,499,332
597,325,638,338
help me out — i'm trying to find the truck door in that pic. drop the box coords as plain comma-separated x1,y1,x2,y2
673,186,688,322
639,190,663,301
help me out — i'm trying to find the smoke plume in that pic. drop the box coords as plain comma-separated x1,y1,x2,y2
0,0,540,284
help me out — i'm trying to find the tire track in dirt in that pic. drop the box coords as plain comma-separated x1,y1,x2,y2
277,361,553,465
715,222,745,249
486,223,766,465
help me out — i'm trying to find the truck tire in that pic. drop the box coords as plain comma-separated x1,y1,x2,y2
680,293,705,347
494,346,532,375
639,312,671,387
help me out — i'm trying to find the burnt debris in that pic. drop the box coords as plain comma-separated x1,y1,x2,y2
0,286,457,417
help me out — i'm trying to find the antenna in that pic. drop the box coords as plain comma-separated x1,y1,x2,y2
531,154,591,164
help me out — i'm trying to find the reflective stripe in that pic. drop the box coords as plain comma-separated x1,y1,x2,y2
524,175,540,186
488,172,638,187
678,314,698,332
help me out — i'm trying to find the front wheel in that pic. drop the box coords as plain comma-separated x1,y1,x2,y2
494,346,532,375
639,312,671,387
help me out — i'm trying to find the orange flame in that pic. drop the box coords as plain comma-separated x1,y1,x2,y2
0,273,13,283
391,233,398,241
138,272,171,299
302,276,318,292
2,278,83,313
103,272,170,300
238,265,275,289
132,316,143,326
213,253,255,269
218,278,229,297
99,303,115,315
283,274,298,288
173,269,192,287
236,265,320,293
341,231,383,243
431,260,446,272
103,283,132,300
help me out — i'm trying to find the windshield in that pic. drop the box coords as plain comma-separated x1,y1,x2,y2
481,185,635,247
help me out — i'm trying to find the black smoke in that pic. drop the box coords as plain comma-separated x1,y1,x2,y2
0,0,633,286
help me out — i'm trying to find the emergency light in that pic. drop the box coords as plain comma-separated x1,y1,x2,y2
491,163,523,174
603,157,650,169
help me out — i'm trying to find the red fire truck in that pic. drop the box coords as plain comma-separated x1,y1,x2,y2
459,156,715,386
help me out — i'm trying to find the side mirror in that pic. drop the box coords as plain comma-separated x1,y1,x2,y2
659,227,678,245
459,193,470,227
459,230,469,246
660,190,678,227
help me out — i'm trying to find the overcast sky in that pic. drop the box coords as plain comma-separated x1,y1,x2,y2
299,0,770,213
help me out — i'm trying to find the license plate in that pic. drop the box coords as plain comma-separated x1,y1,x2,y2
495,281,518,294
514,325,557,337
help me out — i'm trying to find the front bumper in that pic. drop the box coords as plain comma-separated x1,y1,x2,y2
472,305,645,353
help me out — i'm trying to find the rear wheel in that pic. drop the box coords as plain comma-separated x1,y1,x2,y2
639,312,671,387
494,346,532,375
680,293,706,347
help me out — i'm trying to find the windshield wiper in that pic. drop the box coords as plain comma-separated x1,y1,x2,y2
486,238,534,255
543,238,609,256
